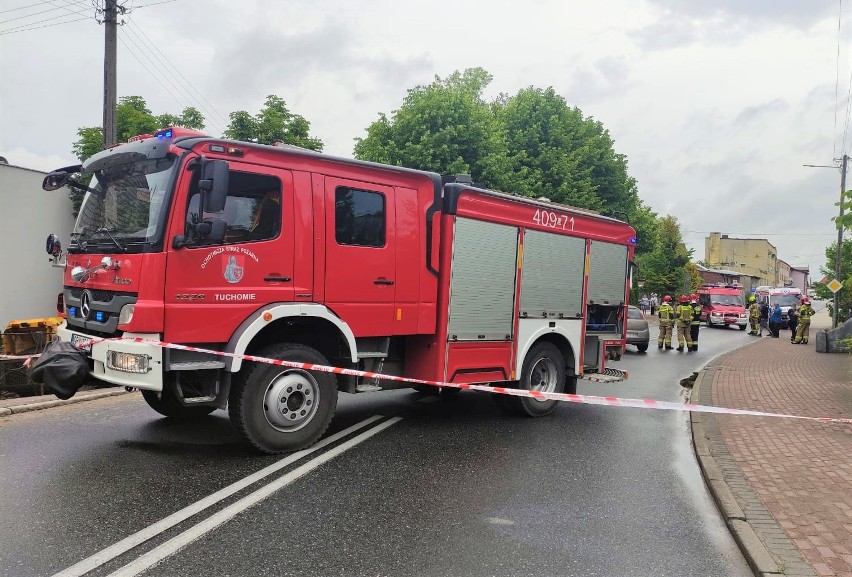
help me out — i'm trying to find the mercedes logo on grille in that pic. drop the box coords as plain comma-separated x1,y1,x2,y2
80,290,92,321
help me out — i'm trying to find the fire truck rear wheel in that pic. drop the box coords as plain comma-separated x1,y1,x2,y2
229,343,337,454
141,388,216,419
511,342,565,417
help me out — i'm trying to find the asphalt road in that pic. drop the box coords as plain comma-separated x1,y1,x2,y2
0,324,762,577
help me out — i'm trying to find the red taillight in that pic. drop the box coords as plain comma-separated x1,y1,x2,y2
56,292,64,315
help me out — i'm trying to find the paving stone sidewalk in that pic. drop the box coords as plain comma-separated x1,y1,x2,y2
692,308,852,577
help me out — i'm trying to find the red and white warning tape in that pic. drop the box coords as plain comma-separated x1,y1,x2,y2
2,338,851,425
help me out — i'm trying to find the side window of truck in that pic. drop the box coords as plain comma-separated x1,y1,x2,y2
334,187,385,247
186,170,282,245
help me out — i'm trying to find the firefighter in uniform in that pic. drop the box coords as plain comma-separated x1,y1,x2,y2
747,295,760,335
675,295,694,351
792,296,814,344
657,295,675,350
689,293,702,352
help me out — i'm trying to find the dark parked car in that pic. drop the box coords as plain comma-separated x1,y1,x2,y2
626,305,650,353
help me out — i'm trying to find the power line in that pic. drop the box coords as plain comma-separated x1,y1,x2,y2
43,0,91,18
125,18,229,131
0,13,88,33
119,23,225,135
117,30,189,112
132,0,177,8
0,5,73,24
0,2,53,14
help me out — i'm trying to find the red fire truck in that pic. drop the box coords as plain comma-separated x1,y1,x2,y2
696,284,748,330
39,127,636,453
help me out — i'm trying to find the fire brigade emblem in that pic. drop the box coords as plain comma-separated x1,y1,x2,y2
223,255,244,284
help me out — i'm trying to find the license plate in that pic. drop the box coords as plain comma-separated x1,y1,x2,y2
71,334,93,349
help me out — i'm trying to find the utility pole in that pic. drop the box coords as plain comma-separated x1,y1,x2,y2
102,0,118,148
834,154,848,329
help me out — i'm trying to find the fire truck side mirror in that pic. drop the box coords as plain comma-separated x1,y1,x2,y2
43,171,70,191
199,158,229,214
45,234,62,256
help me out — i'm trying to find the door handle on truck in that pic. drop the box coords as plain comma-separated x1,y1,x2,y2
374,279,394,285
264,276,292,282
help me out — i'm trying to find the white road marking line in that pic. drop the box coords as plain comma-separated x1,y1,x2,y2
52,415,386,577
107,417,402,577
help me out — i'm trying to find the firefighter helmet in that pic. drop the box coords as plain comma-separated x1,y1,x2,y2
801,296,810,304
679,295,688,303
689,293,698,302
663,295,672,303
749,295,755,302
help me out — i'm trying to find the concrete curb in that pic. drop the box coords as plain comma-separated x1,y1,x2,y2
0,387,130,416
690,368,816,577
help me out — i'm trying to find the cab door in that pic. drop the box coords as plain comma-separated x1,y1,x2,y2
323,177,395,336
164,162,295,344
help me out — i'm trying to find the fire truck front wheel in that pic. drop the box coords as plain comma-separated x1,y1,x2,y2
512,342,565,417
229,343,337,454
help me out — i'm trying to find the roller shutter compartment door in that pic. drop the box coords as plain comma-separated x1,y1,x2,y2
447,218,518,341
520,230,585,318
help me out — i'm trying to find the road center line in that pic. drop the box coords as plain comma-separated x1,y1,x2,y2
106,417,402,577
52,415,386,577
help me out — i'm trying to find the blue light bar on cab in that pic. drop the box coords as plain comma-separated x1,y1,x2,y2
156,128,174,140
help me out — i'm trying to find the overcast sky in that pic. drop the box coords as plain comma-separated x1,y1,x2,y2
1,0,849,277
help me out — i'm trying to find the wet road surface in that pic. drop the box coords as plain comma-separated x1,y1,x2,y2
0,325,756,577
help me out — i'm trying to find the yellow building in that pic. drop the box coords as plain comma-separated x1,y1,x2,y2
705,233,778,286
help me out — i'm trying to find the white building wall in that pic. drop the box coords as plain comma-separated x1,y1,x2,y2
0,164,75,329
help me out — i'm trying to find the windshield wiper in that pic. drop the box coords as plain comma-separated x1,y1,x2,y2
95,227,127,252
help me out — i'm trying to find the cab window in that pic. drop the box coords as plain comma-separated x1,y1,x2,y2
334,187,385,247
186,170,281,245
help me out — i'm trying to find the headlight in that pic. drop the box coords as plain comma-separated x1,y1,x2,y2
712,311,722,316
739,313,747,318
118,304,135,325
106,351,150,373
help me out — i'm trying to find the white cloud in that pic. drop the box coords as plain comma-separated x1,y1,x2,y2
0,0,847,275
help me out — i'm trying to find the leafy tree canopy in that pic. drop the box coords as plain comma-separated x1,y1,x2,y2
354,67,653,253
354,68,509,186
69,96,205,213
635,215,696,298
224,95,323,151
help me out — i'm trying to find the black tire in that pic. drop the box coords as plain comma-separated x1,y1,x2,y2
141,387,216,419
706,318,713,328
509,342,565,417
636,342,649,353
229,343,337,454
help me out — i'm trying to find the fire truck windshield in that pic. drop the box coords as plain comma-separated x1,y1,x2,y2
710,295,743,306
71,155,177,253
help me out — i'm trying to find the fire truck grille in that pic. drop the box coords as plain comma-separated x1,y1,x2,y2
69,288,114,302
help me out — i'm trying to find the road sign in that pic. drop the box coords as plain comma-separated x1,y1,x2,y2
827,278,843,293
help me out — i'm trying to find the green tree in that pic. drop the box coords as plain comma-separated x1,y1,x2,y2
354,68,653,243
69,97,208,214
224,95,323,151
832,188,852,230
816,238,852,323
636,215,694,298
354,68,509,186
